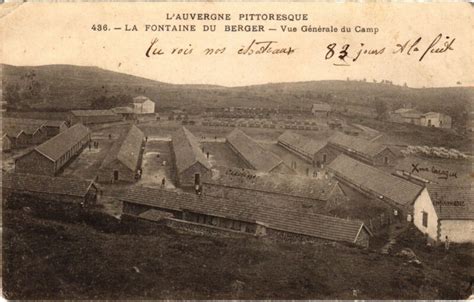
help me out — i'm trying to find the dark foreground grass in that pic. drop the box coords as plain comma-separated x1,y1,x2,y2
2,208,472,300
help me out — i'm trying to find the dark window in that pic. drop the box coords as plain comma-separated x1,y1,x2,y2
384,156,389,165
323,154,327,163
114,170,119,181
422,211,428,227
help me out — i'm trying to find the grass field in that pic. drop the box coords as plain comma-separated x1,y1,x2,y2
2,208,473,300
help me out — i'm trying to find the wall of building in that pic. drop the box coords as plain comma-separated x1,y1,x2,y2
31,129,48,145
2,136,12,151
164,218,255,238
354,228,371,248
373,148,397,166
183,211,258,234
439,220,474,243
439,114,452,129
97,160,136,183
178,162,212,187
15,132,30,148
15,150,55,176
313,145,340,168
413,188,438,240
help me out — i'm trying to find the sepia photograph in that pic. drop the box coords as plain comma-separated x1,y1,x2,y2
0,2,473,300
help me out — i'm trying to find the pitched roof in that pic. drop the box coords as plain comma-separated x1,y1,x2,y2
112,107,134,114
171,127,211,173
207,166,339,202
427,185,474,220
2,172,95,199
329,132,390,158
34,123,90,161
120,186,370,244
133,96,152,104
70,110,117,117
401,112,423,119
100,125,144,171
278,131,326,157
328,154,424,206
312,103,331,112
226,129,284,172
2,118,45,136
2,118,66,130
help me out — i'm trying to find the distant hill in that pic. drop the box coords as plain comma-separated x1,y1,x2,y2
2,64,473,124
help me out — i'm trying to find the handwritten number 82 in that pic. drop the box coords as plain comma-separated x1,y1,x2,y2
325,43,350,62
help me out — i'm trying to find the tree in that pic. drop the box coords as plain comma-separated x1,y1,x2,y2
374,98,388,119
90,94,132,109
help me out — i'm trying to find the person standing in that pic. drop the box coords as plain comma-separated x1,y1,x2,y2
445,236,450,251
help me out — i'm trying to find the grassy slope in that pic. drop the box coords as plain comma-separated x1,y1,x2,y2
3,208,472,300
2,64,473,115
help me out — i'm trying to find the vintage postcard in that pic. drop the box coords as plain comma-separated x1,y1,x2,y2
0,2,473,300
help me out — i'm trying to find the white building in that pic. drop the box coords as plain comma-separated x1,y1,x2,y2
413,185,473,243
420,112,452,129
132,96,155,114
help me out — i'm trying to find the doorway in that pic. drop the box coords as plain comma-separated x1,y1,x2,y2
114,170,119,181
194,173,200,185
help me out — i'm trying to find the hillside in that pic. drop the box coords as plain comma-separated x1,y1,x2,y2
2,64,473,121
3,208,473,299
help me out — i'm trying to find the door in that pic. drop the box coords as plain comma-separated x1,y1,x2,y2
114,170,119,181
194,173,200,185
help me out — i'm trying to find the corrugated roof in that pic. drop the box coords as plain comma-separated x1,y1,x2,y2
278,131,326,157
328,154,424,206
226,129,283,172
312,103,331,112
120,186,369,244
172,127,211,173
329,132,389,158
34,123,90,161
100,125,144,171
2,172,95,199
207,166,339,202
71,110,118,117
427,185,474,220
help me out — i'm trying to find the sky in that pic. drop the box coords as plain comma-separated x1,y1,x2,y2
1,2,473,88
